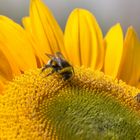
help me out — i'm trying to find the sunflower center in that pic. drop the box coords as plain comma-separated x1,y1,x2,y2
1,67,140,139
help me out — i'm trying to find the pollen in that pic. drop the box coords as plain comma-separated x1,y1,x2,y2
1,67,140,139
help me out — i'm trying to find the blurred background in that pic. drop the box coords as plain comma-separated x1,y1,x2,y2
0,0,140,36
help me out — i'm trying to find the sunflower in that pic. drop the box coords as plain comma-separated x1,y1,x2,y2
1,0,140,139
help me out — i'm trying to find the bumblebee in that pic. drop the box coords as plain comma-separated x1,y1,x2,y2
42,52,74,80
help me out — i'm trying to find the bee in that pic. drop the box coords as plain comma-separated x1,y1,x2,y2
42,52,74,80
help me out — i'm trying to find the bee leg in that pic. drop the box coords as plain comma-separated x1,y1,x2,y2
41,64,51,72
45,69,55,77
40,65,51,76
41,59,54,72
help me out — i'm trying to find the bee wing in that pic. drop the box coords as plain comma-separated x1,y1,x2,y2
55,52,65,59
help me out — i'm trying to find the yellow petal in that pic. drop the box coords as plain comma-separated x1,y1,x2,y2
30,0,65,62
104,24,123,78
22,17,33,33
0,41,21,84
0,16,37,72
136,82,140,89
119,27,140,86
0,80,4,94
64,9,104,69
22,17,44,67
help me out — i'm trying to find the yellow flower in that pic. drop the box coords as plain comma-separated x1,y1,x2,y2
1,0,140,139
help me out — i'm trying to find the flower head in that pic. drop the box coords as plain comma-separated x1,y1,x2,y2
1,67,140,139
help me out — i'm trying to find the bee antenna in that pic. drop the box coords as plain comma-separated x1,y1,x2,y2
45,53,54,58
